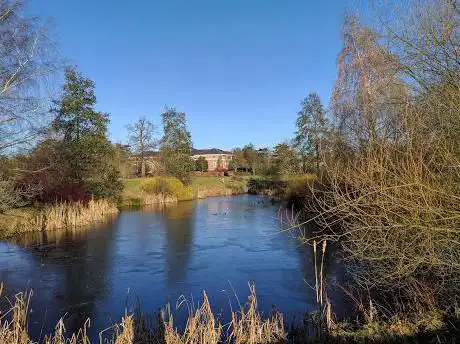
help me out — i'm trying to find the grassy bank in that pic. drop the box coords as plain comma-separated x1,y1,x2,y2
0,199,118,239
121,175,248,207
247,174,316,201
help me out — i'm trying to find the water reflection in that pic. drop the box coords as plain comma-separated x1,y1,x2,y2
163,201,195,287
0,195,343,341
14,222,116,336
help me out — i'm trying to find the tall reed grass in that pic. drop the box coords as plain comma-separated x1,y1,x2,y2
0,199,118,237
0,283,286,344
229,284,285,344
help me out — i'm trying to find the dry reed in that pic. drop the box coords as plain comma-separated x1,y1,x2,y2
163,292,222,344
1,199,118,237
229,283,285,344
0,285,31,344
0,283,288,344
39,199,118,231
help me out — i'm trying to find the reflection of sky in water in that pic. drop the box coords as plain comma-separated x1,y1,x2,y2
0,195,346,341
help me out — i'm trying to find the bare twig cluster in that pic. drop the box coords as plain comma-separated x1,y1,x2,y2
297,0,460,310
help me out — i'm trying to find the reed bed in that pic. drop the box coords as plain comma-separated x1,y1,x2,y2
0,199,118,237
229,284,285,344
0,283,288,344
138,194,178,206
38,199,118,231
163,292,222,344
0,285,31,344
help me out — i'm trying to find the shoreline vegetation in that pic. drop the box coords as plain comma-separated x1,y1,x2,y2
0,199,118,240
1,271,459,344
0,175,251,239
2,173,459,342
121,175,249,207
1,0,459,342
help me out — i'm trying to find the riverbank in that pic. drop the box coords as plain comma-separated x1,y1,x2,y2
1,192,459,343
247,174,316,201
0,176,249,239
121,175,249,206
1,282,458,344
0,199,118,240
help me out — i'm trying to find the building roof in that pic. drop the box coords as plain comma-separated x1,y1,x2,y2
130,150,160,158
130,149,232,158
191,148,232,155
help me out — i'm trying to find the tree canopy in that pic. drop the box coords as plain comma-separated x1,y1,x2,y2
294,92,329,171
160,107,194,184
49,68,122,200
127,117,158,177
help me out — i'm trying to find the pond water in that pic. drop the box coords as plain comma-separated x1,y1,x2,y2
0,195,345,341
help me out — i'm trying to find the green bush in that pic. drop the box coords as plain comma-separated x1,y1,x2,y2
85,170,124,202
140,176,193,201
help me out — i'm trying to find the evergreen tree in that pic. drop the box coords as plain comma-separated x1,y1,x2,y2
229,148,246,172
242,143,259,176
294,92,329,172
51,68,122,199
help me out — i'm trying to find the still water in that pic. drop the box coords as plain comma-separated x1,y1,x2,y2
0,195,343,340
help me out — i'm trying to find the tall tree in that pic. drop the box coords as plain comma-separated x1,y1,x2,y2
273,142,300,175
51,68,117,192
195,156,208,172
126,117,157,177
294,92,329,172
242,143,259,176
229,148,246,172
113,143,132,178
160,107,194,184
0,0,57,153
331,15,405,150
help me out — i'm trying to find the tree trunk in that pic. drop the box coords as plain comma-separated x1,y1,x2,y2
316,143,320,172
141,157,146,177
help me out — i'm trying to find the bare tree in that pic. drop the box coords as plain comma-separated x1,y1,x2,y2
375,0,460,156
126,117,158,177
300,2,460,310
0,0,57,154
0,0,58,212
331,15,407,150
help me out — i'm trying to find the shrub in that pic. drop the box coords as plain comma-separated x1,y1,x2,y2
85,170,124,202
284,174,317,203
140,177,193,201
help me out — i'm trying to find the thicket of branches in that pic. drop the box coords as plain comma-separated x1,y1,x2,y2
0,0,56,153
305,0,460,310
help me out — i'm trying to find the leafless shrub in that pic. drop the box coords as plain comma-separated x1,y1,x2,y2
294,0,460,311
0,179,41,213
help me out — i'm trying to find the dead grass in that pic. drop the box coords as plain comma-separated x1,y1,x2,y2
229,284,285,344
0,286,31,344
1,281,457,344
163,292,222,344
0,199,118,238
0,283,288,344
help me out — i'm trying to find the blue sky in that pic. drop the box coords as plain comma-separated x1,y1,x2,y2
30,0,362,150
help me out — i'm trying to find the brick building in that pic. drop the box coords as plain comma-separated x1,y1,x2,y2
191,148,233,171
129,148,233,175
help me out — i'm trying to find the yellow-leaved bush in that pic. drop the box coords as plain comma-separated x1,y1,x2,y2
140,177,193,201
